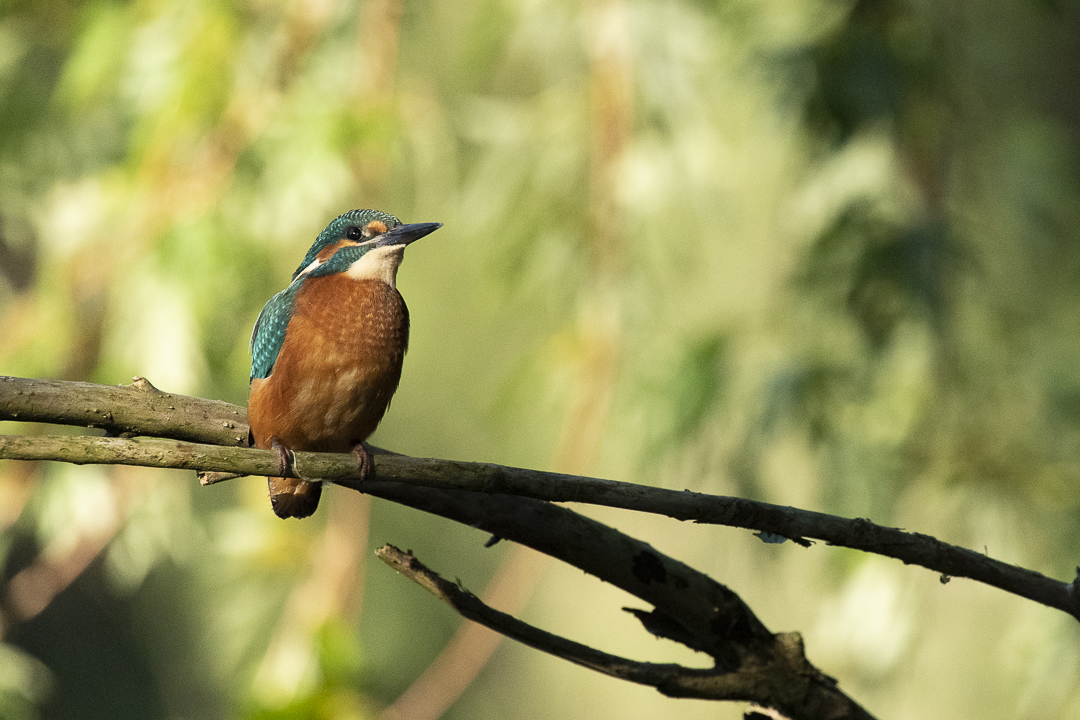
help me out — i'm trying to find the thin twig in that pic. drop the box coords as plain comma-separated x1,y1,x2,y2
375,544,714,686
379,543,547,720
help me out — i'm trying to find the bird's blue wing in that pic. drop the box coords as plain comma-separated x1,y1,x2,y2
250,281,302,381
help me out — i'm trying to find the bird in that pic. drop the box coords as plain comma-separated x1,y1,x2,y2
248,209,441,518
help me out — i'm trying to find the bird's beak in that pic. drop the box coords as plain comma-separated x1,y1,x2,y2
375,222,442,248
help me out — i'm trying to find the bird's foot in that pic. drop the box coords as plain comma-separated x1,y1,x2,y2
269,436,295,477
352,442,375,482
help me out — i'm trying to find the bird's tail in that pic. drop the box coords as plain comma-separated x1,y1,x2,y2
268,476,322,519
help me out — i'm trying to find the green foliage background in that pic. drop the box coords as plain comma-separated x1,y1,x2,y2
2,0,1080,718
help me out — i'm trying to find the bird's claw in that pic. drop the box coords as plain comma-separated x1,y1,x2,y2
269,436,295,477
352,442,375,482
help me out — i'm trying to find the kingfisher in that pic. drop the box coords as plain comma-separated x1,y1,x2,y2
248,209,441,518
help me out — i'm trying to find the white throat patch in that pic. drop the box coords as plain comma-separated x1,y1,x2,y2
344,245,406,287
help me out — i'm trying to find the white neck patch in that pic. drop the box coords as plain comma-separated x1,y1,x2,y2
344,245,406,287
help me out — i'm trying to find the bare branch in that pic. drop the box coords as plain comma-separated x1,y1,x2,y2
2,375,1078,717
0,377,880,719
371,511,871,720
375,544,690,686
0,425,1075,622
368,488,873,718
0,434,282,475
376,544,837,715
0,376,248,446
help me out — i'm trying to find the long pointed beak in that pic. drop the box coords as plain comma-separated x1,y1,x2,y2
375,222,442,247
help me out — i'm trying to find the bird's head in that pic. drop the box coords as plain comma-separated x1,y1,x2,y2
292,209,402,279
296,209,441,288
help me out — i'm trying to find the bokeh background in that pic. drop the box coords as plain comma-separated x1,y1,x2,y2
2,0,1080,718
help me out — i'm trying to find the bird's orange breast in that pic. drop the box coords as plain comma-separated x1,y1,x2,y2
248,275,409,453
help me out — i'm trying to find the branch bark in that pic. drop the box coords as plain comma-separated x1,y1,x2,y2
2,376,1078,717
1,428,1075,622
1,376,883,718
375,544,849,713
362,486,870,719
0,376,247,446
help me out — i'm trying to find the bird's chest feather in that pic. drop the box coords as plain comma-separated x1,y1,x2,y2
249,275,410,451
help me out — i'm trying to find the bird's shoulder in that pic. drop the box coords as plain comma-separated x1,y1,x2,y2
249,279,304,381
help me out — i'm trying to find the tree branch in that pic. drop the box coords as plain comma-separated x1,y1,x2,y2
0,424,1076,622
374,543,712,688
1,376,879,719
3,376,1079,717
375,544,843,710
0,375,247,446
364,489,871,720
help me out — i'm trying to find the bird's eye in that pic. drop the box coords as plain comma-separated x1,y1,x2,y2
345,226,363,240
